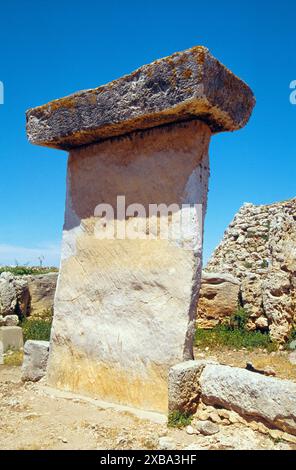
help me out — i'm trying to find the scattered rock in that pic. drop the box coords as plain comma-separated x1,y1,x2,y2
208,411,222,424
185,425,195,435
194,409,209,421
195,420,220,436
3,315,19,326
158,437,176,450
288,352,296,365
22,340,50,382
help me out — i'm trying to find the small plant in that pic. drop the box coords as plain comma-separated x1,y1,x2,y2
4,350,23,366
244,262,252,269
21,318,52,342
0,266,58,276
260,259,269,269
285,328,296,350
168,411,193,428
230,307,249,330
261,234,269,242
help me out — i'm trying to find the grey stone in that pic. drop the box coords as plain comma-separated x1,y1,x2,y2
26,46,255,150
0,326,23,353
288,352,296,365
4,315,19,326
289,340,296,351
195,420,220,436
25,273,57,317
158,437,176,450
200,364,296,435
168,360,215,415
0,275,17,315
22,340,50,382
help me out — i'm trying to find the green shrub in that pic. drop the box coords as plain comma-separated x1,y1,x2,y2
285,328,296,350
230,307,249,330
21,318,52,342
0,266,58,276
260,259,269,268
168,411,193,428
195,325,277,352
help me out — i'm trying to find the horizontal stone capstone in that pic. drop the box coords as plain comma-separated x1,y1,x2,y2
26,46,255,150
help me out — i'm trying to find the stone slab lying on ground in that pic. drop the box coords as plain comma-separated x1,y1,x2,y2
22,340,50,382
0,326,23,353
200,363,296,435
26,46,255,150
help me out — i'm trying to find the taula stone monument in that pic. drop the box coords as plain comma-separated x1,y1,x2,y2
26,46,255,412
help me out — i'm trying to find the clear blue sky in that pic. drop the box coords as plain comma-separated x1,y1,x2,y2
0,0,295,266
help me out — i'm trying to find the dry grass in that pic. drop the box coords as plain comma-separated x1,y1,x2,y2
4,350,23,366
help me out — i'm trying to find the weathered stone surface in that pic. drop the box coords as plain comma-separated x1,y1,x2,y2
0,326,23,353
0,272,17,315
168,360,213,414
205,198,296,341
47,120,210,412
26,273,57,317
197,272,240,328
22,340,50,382
289,352,296,365
195,420,220,435
200,364,296,435
2,315,19,326
262,271,294,343
14,278,30,317
0,272,57,320
27,47,255,413
26,46,255,150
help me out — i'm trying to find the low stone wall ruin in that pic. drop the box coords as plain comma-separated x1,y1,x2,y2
198,198,296,343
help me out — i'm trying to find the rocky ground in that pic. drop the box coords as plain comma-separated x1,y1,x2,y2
195,347,296,381
1,365,295,451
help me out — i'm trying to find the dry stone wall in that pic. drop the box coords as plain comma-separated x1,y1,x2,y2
204,198,296,342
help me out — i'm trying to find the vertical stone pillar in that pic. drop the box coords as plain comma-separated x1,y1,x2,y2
26,46,255,412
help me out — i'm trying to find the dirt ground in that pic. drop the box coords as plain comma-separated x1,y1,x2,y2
195,347,296,381
0,365,296,451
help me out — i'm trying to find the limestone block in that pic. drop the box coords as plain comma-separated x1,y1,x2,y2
0,326,23,353
168,360,211,414
26,273,57,317
3,315,19,326
26,46,255,413
262,271,294,343
26,46,255,150
200,364,296,435
0,272,17,315
22,340,50,382
197,272,240,328
47,120,211,412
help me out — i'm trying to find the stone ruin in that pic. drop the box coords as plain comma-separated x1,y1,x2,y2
26,46,254,412
200,198,296,343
